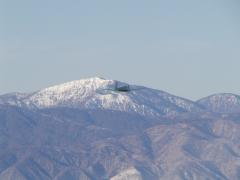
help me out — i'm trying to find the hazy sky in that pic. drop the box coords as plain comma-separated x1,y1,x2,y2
1,0,240,100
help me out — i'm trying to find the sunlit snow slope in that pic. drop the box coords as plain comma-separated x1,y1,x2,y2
0,77,203,117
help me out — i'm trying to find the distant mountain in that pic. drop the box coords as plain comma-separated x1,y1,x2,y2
0,77,203,117
0,92,29,107
0,78,239,180
197,93,240,113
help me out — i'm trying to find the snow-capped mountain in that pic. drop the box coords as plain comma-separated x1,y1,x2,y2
197,93,240,113
0,77,203,117
1,78,240,180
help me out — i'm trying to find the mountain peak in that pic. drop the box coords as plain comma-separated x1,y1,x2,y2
197,93,240,113
42,77,112,91
0,77,203,117
26,77,115,108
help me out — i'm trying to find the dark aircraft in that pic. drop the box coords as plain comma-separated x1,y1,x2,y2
97,81,144,94
114,81,130,92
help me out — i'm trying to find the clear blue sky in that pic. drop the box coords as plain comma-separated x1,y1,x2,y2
1,0,240,100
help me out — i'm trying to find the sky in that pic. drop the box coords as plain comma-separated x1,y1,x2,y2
1,0,240,100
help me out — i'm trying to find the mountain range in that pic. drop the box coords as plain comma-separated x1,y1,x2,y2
0,77,240,180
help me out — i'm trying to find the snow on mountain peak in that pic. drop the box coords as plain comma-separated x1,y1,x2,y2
0,77,203,116
197,93,240,113
26,77,114,106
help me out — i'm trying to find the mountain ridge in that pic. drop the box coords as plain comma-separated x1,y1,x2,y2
197,93,240,113
1,77,239,115
0,77,205,117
